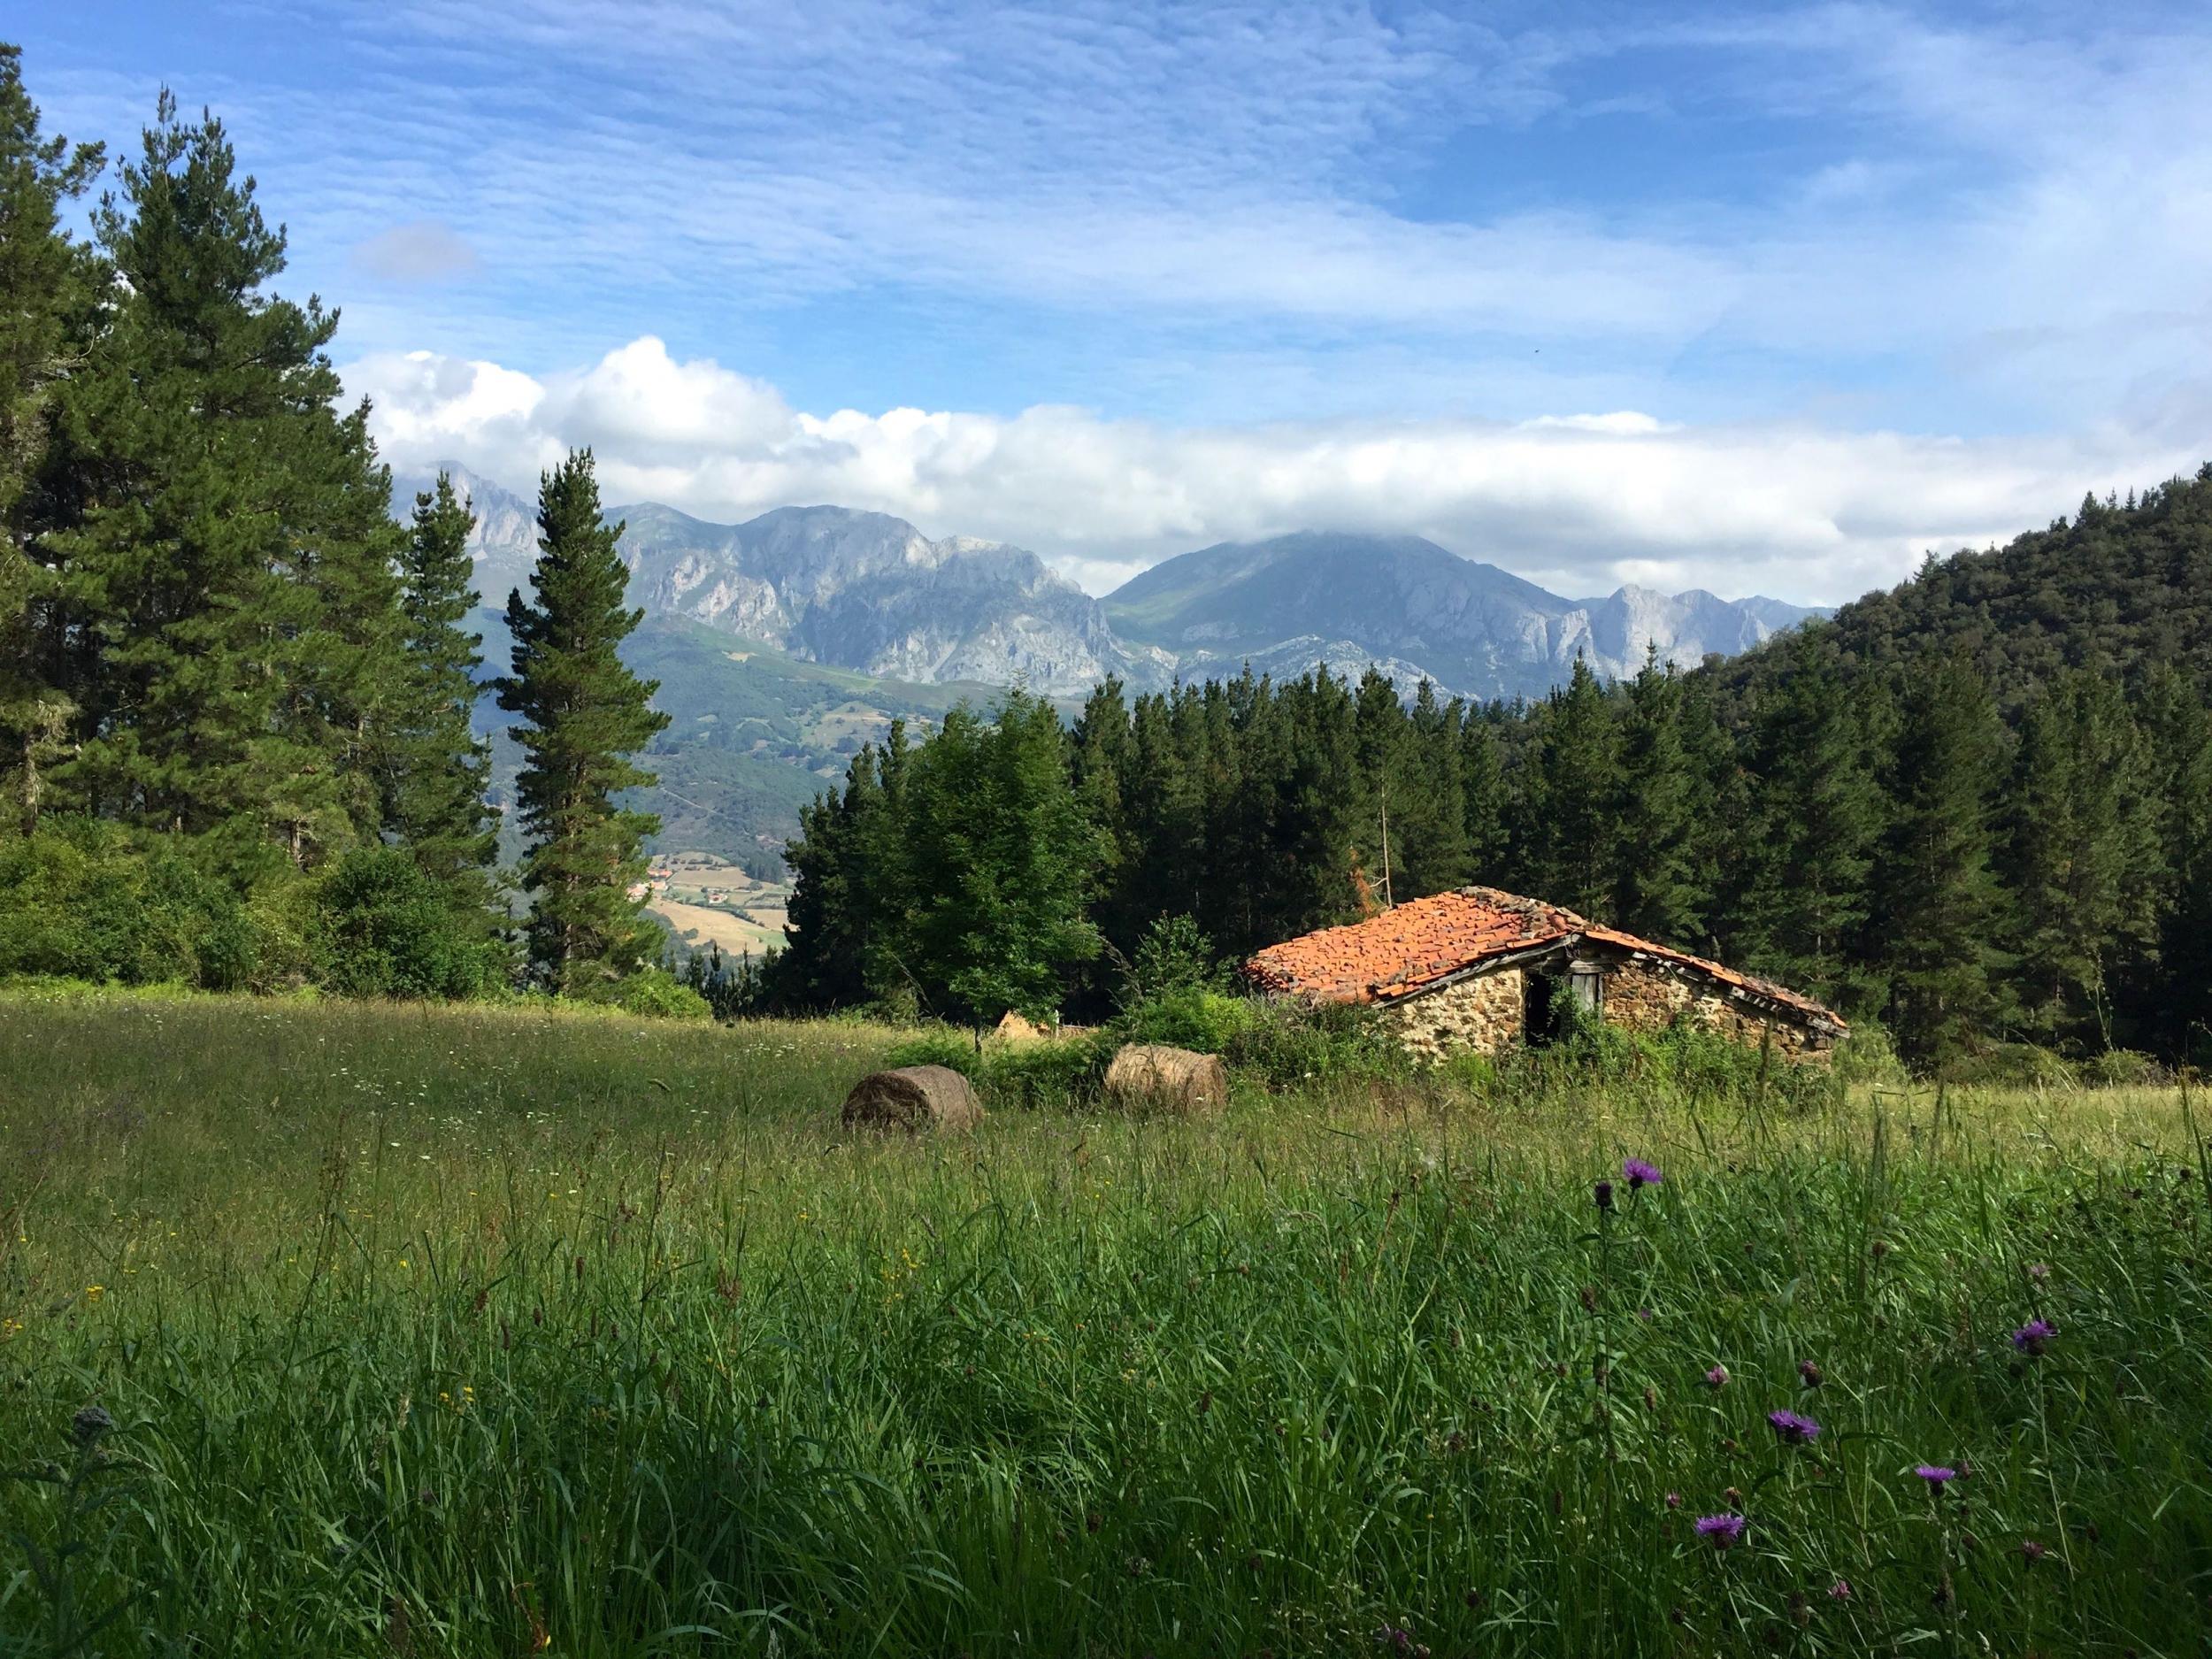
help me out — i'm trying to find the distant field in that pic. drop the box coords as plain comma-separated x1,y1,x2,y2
1,991,2207,1656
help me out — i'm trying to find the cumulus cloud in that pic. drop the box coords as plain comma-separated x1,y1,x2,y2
349,336,2198,604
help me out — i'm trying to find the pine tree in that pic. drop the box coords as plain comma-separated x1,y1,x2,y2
1735,629,1884,1004
0,52,93,835
42,90,403,871
902,689,1102,1022
496,449,669,995
1868,655,2008,1064
1611,647,1705,942
2005,671,2159,1048
385,472,497,911
1536,657,1619,915
0,46,104,833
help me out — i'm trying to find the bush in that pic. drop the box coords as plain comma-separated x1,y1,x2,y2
314,846,502,1001
1112,987,1256,1053
0,818,255,989
983,1029,1114,1110
1219,998,1414,1090
884,1028,984,1077
609,967,713,1021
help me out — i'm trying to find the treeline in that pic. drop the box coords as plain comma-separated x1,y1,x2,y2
0,51,676,1007
771,476,2212,1067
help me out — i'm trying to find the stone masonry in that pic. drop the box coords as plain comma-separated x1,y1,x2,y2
1387,969,1525,1060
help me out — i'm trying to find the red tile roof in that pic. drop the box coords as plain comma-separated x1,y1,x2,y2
1243,885,1846,1032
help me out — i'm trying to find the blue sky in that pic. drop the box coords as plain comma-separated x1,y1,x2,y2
19,1,2212,599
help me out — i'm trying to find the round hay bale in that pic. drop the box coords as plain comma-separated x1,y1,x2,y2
841,1064,984,1133
995,1010,1048,1045
1104,1044,1230,1116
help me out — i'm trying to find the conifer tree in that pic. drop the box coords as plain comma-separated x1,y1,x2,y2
0,45,102,834
901,688,1102,1022
497,449,669,995
1536,657,1619,916
385,473,497,911
2005,671,2158,1048
1611,648,1705,943
1868,655,2008,1063
1735,629,1884,1004
42,89,403,869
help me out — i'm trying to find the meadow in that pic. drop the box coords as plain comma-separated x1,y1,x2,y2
1,991,2208,1657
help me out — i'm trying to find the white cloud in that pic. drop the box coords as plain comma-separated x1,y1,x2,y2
353,220,482,283
349,336,2198,604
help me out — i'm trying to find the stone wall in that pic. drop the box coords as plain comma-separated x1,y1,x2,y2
1381,959,1830,1064
1601,961,1827,1061
1387,969,1524,1061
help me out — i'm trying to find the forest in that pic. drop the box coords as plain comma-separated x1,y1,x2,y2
769,478,2212,1067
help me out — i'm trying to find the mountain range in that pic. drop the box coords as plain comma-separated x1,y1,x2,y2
400,465,1821,703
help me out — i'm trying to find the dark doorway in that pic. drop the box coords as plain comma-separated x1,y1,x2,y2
1524,970,1566,1046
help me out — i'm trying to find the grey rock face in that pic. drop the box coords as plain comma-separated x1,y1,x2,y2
392,467,1817,702
1106,531,1824,701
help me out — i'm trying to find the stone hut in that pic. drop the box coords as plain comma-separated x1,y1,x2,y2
1243,886,1847,1062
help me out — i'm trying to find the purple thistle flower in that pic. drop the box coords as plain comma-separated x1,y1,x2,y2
1664,1490,1682,1509
1623,1157,1663,1191
1767,1409,1822,1446
1915,1464,1957,1491
2020,1539,2047,1563
1694,1514,1746,1549
1797,1359,1824,1388
1827,1578,1853,1601
2010,1318,2055,1356
2025,1262,2050,1280
1594,1179,1615,1211
1704,1364,1729,1389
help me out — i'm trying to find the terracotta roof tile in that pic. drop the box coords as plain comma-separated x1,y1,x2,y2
1242,885,1846,1033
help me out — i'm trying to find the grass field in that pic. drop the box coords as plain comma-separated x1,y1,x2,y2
2,992,2208,1656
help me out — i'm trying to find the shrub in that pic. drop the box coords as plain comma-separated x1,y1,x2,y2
1112,987,1256,1053
983,1029,1114,1110
1220,998,1414,1090
314,846,501,1001
0,818,254,989
609,967,713,1021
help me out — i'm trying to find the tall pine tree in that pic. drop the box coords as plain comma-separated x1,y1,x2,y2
385,472,498,914
42,89,404,871
497,450,669,995
0,45,102,834
1868,655,2008,1064
1610,647,1706,943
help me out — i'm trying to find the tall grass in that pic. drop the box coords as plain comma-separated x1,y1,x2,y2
2,992,2208,1655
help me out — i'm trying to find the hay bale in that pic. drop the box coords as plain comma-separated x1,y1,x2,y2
1104,1044,1230,1116
841,1065,984,1133
995,1010,1048,1044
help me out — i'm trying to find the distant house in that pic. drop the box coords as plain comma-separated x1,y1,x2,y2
1244,886,1847,1062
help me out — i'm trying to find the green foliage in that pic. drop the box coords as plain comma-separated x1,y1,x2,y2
1112,987,1256,1054
498,450,670,995
312,845,501,1001
0,818,253,990
604,966,712,1021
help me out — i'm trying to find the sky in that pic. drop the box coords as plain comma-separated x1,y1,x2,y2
19,0,2212,601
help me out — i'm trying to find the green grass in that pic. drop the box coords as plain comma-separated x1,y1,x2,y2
2,993,2208,1656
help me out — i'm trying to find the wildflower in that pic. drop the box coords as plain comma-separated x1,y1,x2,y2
1915,1464,1957,1492
1594,1179,1615,1211
1828,1578,1853,1601
1705,1364,1729,1389
2020,1539,2047,1563
2010,1318,2055,1356
1797,1359,1824,1388
1623,1157,1663,1191
1372,1625,1428,1657
1694,1514,1746,1549
2026,1262,2050,1280
1768,1409,1822,1446
84,1286,104,1303
1664,1491,1682,1509
71,1405,113,1448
